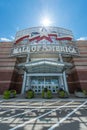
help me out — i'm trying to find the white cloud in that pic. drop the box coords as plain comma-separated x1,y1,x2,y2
0,37,11,42
77,37,87,41
11,36,15,40
0,36,15,42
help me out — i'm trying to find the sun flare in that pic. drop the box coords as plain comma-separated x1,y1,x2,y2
41,17,52,26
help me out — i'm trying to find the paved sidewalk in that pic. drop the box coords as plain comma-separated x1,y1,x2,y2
0,98,87,130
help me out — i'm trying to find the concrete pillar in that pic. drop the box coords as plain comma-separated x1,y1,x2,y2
21,54,30,94
59,54,63,62
26,54,30,63
21,71,27,94
25,76,31,91
28,76,31,90
63,71,69,94
59,75,64,88
44,77,45,88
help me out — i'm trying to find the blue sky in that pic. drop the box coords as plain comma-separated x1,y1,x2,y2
0,0,87,41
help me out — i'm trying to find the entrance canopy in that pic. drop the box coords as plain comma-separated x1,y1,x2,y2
18,60,72,73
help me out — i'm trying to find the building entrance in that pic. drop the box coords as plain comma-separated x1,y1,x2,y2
31,76,62,93
22,72,68,94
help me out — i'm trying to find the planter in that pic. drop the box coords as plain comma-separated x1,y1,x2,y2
26,90,34,99
10,90,16,98
3,90,16,99
58,88,69,98
75,91,87,98
42,90,52,99
3,90,10,99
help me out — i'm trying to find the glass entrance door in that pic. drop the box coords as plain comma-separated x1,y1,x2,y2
31,76,60,93
31,77,44,93
45,77,59,93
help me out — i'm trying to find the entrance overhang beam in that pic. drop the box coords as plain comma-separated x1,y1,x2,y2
26,66,63,73
17,60,72,73
25,61,65,67
27,73,63,76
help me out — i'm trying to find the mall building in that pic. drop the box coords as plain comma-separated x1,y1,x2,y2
0,26,87,94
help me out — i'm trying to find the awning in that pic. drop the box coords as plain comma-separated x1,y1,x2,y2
17,60,72,73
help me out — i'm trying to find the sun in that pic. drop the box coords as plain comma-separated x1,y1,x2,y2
41,17,52,26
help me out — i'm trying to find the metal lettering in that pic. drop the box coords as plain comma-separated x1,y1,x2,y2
37,46,41,51
47,46,52,51
11,44,78,56
42,45,47,51
71,48,77,53
56,46,60,52
31,46,36,52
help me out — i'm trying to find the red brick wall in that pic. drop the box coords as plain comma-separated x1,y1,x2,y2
0,42,22,94
68,40,87,93
9,71,23,93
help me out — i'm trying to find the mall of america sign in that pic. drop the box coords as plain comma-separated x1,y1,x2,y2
11,44,79,56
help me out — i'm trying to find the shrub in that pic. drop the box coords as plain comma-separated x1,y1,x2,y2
58,91,65,97
10,90,16,98
42,90,45,98
26,89,34,99
58,88,68,98
3,90,17,99
41,89,52,99
47,90,52,99
82,90,87,95
3,90,10,99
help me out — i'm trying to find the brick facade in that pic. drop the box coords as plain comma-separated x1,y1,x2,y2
67,40,87,93
0,42,22,94
0,41,87,94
